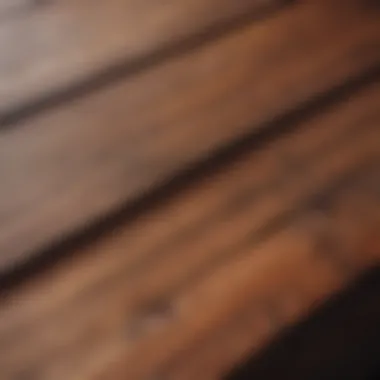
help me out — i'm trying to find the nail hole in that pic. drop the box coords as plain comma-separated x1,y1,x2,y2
309,193,334,215
125,299,177,341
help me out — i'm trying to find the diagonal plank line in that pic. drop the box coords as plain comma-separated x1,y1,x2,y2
0,65,378,292
0,0,292,128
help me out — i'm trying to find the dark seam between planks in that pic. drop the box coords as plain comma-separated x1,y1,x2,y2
59,108,380,307
0,90,378,348
0,150,378,349
0,0,293,129
0,65,378,294
132,160,380,332
2,159,377,368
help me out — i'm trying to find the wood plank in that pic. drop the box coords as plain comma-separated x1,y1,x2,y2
1,0,379,272
0,83,379,380
100,179,380,380
2,81,378,319
2,81,377,317
2,169,380,380
0,0,281,115
162,215,380,380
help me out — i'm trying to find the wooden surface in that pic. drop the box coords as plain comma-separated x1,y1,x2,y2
0,0,280,115
1,0,379,273
0,0,380,379
1,83,380,379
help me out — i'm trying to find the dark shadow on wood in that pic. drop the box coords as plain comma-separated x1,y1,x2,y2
0,0,293,128
0,66,378,295
226,266,380,380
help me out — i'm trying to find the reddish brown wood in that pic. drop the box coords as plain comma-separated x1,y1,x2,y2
0,0,281,114
1,0,379,273
0,82,379,380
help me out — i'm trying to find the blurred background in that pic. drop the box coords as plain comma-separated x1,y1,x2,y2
0,0,379,379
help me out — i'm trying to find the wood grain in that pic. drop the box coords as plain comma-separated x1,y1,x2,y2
102,184,380,380
0,0,280,115
2,81,378,326
0,82,379,380
163,217,380,380
2,172,380,380
1,0,379,273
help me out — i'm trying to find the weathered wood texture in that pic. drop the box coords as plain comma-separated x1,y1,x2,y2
1,0,380,379
1,80,379,380
161,181,380,380
1,0,379,273
0,0,280,115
